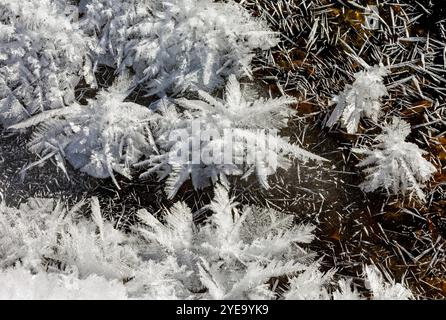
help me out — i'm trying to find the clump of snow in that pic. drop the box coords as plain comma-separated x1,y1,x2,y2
0,267,127,300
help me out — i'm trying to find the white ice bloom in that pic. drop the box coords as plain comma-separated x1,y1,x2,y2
353,117,436,201
364,265,414,300
0,196,187,299
0,197,139,280
136,75,326,198
326,64,389,134
80,0,277,96
0,187,413,300
0,186,315,300
0,0,95,127
13,74,324,196
283,266,335,300
136,184,318,299
0,267,127,300
0,198,64,271
285,264,413,300
11,76,157,187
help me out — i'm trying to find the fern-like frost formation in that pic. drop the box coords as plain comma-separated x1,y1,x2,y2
326,64,389,134
353,117,436,201
80,0,277,96
137,75,326,198
2,0,439,301
0,186,412,300
0,0,95,127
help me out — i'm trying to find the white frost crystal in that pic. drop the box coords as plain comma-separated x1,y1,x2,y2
353,117,436,201
0,0,95,127
326,64,389,134
0,188,413,300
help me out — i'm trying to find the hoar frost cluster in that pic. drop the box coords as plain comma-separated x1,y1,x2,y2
80,0,277,95
12,76,156,188
353,117,436,201
17,74,324,198
136,75,326,197
327,63,436,200
0,186,412,300
0,0,95,127
326,64,389,134
4,0,322,198
0,0,437,301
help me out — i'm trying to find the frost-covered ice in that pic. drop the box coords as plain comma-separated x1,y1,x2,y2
1,0,446,300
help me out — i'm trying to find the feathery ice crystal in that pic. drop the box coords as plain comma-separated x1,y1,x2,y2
0,0,95,127
80,0,277,96
0,0,433,301
15,74,324,197
136,75,326,198
0,268,127,300
326,64,389,134
12,76,156,187
353,117,436,201
0,186,413,300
